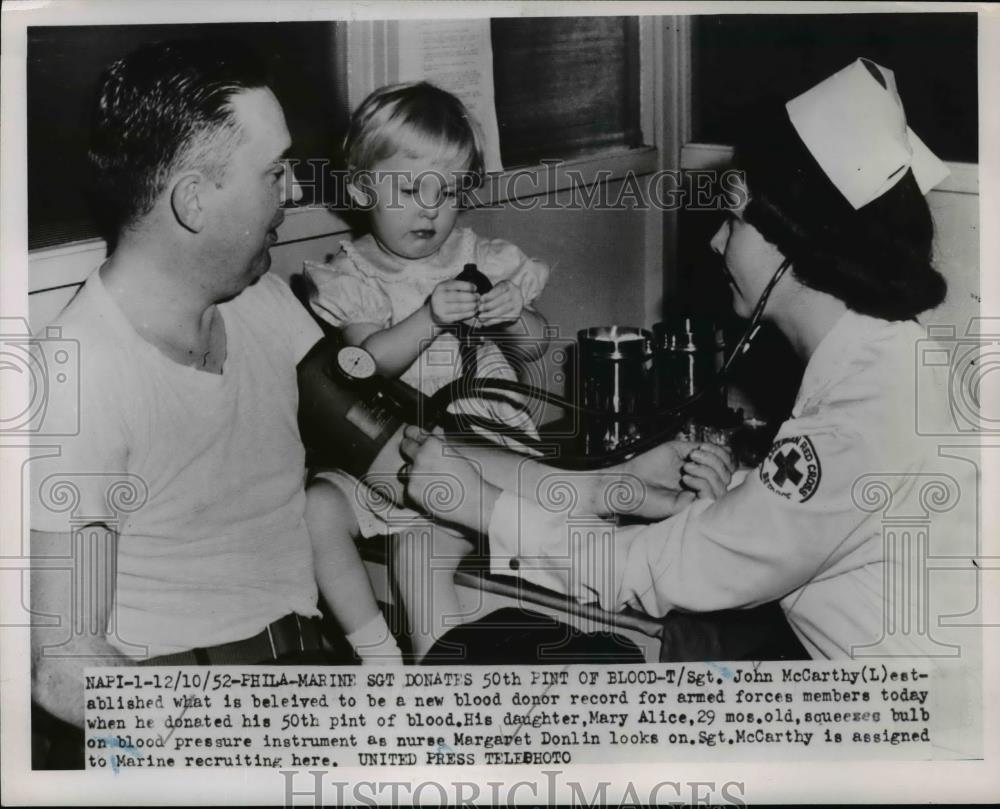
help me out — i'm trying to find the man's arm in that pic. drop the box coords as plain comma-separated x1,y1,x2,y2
447,435,731,520
446,437,558,501
31,527,130,728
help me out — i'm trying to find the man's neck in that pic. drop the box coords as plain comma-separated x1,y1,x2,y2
102,233,215,320
100,234,226,370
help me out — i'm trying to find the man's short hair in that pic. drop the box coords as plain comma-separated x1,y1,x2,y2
89,38,269,234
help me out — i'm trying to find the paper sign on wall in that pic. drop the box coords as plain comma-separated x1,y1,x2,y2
396,19,503,173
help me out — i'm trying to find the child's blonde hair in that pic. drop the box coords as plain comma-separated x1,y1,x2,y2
342,81,486,182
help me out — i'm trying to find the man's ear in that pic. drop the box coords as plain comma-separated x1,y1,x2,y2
170,172,206,233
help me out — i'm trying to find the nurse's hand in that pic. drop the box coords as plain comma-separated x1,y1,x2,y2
398,425,501,533
597,440,734,520
680,444,735,500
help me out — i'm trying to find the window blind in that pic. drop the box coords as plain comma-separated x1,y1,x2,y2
490,16,642,167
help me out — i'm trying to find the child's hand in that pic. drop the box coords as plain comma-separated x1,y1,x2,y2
477,280,524,327
429,280,479,326
680,444,736,501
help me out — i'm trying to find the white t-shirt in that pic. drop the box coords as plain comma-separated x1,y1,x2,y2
30,270,323,657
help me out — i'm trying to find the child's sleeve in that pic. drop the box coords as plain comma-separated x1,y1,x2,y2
303,255,392,329
474,237,550,307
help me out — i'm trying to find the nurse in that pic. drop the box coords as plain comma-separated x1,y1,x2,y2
399,59,977,660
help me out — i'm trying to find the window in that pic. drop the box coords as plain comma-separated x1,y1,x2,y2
491,16,641,166
691,12,977,162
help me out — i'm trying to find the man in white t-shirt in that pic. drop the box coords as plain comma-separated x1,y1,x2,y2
29,40,343,752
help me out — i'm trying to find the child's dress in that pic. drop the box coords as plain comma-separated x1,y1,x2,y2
303,227,549,537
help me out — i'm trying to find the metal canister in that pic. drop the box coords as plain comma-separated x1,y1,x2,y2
577,326,653,455
652,316,726,413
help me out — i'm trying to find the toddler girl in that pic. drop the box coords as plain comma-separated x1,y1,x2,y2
303,82,552,657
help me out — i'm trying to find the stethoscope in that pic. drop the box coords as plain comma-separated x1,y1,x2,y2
335,258,793,471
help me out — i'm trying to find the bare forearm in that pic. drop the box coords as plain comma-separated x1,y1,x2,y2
371,425,608,531
450,439,552,495
32,637,130,728
448,438,618,517
353,305,440,378
303,476,387,637
438,437,697,523
31,528,127,727
314,538,382,635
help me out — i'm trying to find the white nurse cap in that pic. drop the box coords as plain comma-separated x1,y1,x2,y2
785,58,950,209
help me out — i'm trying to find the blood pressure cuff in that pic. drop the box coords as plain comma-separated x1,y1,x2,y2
297,337,410,478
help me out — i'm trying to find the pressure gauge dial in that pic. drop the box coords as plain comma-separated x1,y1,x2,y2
336,345,377,380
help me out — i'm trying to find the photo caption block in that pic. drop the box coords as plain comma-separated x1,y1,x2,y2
82,662,973,769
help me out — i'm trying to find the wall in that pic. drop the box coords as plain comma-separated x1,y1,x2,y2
461,178,650,341
925,186,980,334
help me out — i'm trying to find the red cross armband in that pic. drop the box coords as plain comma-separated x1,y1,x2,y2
759,435,823,503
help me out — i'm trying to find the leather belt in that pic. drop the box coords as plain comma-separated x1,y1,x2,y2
139,613,323,666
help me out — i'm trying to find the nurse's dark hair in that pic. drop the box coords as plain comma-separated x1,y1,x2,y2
88,38,270,234
732,105,946,320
